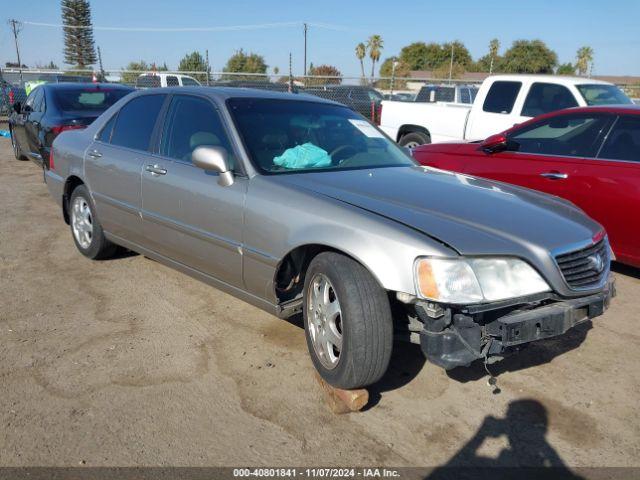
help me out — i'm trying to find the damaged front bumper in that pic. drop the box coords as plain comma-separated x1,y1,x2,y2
417,274,616,370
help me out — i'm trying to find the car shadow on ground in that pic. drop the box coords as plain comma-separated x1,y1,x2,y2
425,399,584,479
612,261,640,280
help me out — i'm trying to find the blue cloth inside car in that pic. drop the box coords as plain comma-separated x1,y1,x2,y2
273,143,331,169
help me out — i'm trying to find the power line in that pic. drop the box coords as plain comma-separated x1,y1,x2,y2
20,20,349,33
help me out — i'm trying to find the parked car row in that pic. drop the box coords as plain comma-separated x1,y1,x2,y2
7,84,611,390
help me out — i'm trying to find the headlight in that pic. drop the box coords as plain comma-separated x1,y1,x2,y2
415,257,550,304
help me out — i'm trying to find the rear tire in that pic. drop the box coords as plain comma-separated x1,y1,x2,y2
303,252,393,389
10,128,27,161
399,131,430,148
69,185,118,260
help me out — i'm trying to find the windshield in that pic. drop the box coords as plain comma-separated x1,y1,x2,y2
227,98,415,174
577,84,632,106
53,87,131,112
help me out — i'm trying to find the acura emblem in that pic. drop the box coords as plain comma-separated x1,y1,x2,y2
587,254,604,273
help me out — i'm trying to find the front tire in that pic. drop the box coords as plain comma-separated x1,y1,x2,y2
303,252,393,389
399,131,430,148
69,185,118,260
10,128,27,161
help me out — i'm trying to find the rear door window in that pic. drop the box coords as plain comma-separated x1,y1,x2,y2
136,75,161,88
97,114,118,143
166,76,179,87
521,83,578,117
110,94,166,151
483,81,522,114
598,115,640,162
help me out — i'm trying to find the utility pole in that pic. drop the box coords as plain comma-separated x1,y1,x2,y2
448,43,454,83
303,23,308,77
97,46,105,80
205,49,211,86
288,52,293,93
9,19,23,84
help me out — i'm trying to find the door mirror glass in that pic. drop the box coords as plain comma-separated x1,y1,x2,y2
481,133,508,153
12,102,21,114
192,146,234,186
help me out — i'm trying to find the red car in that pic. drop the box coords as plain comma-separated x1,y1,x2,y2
412,105,640,268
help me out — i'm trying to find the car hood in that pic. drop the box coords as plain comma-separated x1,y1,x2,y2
275,166,601,258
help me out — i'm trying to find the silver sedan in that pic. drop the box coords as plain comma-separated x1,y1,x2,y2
45,87,614,389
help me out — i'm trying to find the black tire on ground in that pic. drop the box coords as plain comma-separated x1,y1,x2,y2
399,131,431,148
68,185,118,260
303,251,393,389
10,128,27,161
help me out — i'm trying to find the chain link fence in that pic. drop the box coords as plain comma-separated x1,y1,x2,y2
2,67,639,125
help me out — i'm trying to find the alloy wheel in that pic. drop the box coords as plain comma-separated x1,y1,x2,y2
71,196,93,250
307,273,343,369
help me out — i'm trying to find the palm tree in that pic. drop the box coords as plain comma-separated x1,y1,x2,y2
489,38,500,74
576,46,594,76
355,43,366,80
366,35,384,81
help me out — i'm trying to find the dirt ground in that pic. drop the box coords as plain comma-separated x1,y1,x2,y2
0,138,639,473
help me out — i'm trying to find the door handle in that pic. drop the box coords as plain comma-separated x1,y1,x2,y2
145,164,167,176
87,149,102,159
540,172,568,180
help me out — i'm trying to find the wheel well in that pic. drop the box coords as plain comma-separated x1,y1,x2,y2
397,125,431,143
62,176,84,224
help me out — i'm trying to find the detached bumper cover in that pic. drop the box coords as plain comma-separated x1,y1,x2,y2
419,275,616,370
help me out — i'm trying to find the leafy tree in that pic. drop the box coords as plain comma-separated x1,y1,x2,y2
355,42,367,80
36,61,59,70
441,41,472,69
178,51,208,82
399,42,429,70
222,49,268,81
377,57,410,89
576,46,594,76
557,63,576,75
121,60,151,84
399,41,471,71
306,64,342,86
367,35,384,80
61,0,97,68
500,40,558,74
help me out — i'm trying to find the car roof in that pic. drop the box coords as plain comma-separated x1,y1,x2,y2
132,86,345,106
489,74,614,86
554,104,640,115
40,82,134,91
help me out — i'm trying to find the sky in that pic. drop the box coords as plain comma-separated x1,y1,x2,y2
2,0,640,77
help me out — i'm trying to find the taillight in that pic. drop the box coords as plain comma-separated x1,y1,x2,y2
51,124,86,135
49,150,55,171
9,90,14,104
376,103,383,126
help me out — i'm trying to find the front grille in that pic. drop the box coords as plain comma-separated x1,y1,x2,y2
555,239,609,289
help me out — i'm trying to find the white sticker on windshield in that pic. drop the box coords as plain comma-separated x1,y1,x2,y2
348,119,385,138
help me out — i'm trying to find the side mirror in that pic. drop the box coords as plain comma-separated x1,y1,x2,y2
12,102,21,114
192,146,234,187
481,133,507,154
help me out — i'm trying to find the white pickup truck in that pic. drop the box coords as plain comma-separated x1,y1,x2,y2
379,74,633,147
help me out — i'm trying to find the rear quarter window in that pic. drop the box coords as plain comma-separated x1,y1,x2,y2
483,81,522,114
